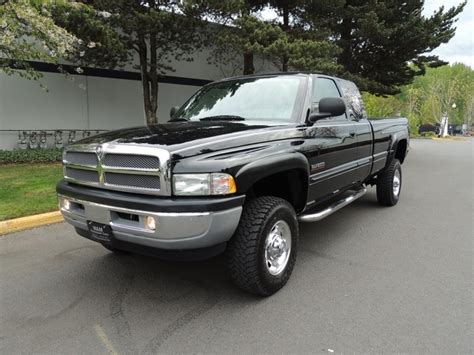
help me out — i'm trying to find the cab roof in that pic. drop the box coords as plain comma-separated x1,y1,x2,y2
214,71,345,83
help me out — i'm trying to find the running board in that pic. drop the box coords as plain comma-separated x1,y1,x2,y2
298,187,367,222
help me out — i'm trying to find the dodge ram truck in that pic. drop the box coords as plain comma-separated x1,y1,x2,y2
57,73,409,296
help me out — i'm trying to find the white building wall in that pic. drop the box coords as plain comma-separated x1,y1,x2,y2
0,72,143,149
86,76,145,129
0,45,277,150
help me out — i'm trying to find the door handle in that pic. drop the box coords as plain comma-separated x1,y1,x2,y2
341,130,356,140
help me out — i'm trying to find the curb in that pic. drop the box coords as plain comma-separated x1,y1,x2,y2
432,137,467,141
0,211,63,236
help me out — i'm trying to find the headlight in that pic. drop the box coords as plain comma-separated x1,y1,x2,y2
173,173,237,196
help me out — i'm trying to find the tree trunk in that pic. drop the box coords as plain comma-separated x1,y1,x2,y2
138,34,158,126
142,78,157,125
243,52,254,75
149,33,159,125
338,1,354,73
281,5,290,72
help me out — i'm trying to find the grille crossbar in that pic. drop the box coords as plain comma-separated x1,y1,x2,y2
65,167,99,183
105,172,160,190
103,154,160,170
65,152,98,166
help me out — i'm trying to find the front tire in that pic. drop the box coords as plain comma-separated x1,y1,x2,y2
228,196,298,296
376,158,402,206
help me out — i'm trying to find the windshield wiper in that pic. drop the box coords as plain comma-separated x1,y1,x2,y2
199,115,245,121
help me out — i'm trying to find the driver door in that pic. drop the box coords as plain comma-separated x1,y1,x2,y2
305,76,358,204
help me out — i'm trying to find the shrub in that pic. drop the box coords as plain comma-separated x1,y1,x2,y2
0,149,63,164
420,131,437,138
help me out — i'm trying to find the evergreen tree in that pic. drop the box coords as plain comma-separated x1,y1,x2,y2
203,0,268,75
302,0,466,95
204,0,340,75
52,0,205,125
266,0,305,71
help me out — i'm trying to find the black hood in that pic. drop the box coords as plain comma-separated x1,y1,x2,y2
77,121,267,146
73,121,303,158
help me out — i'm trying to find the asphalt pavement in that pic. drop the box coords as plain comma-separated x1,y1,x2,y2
1,138,472,354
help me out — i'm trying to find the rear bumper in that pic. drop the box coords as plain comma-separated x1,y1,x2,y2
57,180,244,251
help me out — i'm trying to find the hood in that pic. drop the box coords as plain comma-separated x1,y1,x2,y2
73,121,303,158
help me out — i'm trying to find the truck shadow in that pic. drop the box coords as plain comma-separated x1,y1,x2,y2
112,193,377,300
57,192,381,353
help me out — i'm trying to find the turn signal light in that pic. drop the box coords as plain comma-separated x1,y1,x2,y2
210,173,237,195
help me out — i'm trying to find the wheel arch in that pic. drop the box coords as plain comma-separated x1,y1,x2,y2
235,152,309,213
394,139,408,164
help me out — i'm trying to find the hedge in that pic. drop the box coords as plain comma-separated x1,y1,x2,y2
0,149,63,164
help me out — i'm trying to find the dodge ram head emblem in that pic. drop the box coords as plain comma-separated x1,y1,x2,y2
96,145,103,161
96,145,105,184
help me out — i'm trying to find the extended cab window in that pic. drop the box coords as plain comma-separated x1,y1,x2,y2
177,76,306,123
338,80,368,120
312,77,346,120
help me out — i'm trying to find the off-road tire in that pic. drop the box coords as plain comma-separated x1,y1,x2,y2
376,158,402,206
228,196,298,296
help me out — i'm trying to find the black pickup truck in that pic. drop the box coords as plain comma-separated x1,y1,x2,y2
57,73,409,296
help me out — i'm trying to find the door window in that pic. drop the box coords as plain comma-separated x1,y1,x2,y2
312,78,346,120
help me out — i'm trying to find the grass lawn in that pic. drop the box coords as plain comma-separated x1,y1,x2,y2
0,163,63,221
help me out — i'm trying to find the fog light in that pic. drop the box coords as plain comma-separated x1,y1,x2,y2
60,198,71,211
144,216,156,231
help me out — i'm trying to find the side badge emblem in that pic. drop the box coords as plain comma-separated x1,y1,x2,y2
311,162,326,173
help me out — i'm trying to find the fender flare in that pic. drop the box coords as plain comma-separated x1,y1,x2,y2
234,152,310,193
388,132,409,165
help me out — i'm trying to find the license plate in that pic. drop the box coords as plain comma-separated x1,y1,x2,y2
87,221,112,242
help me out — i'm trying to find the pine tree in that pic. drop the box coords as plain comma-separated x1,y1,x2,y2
204,0,340,75
203,0,268,75
51,0,204,125
302,0,466,95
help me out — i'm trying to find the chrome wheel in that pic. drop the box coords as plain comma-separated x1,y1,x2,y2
264,220,292,276
393,169,401,196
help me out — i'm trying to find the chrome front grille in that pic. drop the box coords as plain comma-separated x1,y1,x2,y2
65,167,99,183
62,144,171,196
103,154,160,169
65,152,98,166
105,172,161,190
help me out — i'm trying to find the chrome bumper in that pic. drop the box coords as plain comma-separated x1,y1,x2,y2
58,195,242,250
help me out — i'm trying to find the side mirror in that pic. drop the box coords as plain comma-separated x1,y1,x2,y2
308,97,346,123
170,106,180,119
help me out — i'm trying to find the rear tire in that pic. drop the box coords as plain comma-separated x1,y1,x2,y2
376,158,402,206
228,196,298,296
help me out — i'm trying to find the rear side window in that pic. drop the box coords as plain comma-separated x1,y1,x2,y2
338,79,367,120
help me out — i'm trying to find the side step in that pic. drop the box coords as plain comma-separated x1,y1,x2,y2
298,187,367,223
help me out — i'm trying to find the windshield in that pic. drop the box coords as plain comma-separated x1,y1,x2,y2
175,76,306,123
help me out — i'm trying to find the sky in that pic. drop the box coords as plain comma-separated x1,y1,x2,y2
261,0,473,67
423,0,473,67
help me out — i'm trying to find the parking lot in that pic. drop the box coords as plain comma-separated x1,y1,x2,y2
0,139,472,353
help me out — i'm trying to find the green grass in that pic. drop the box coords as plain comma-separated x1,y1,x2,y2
0,163,63,221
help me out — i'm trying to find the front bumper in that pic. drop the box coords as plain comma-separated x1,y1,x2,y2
57,181,244,251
